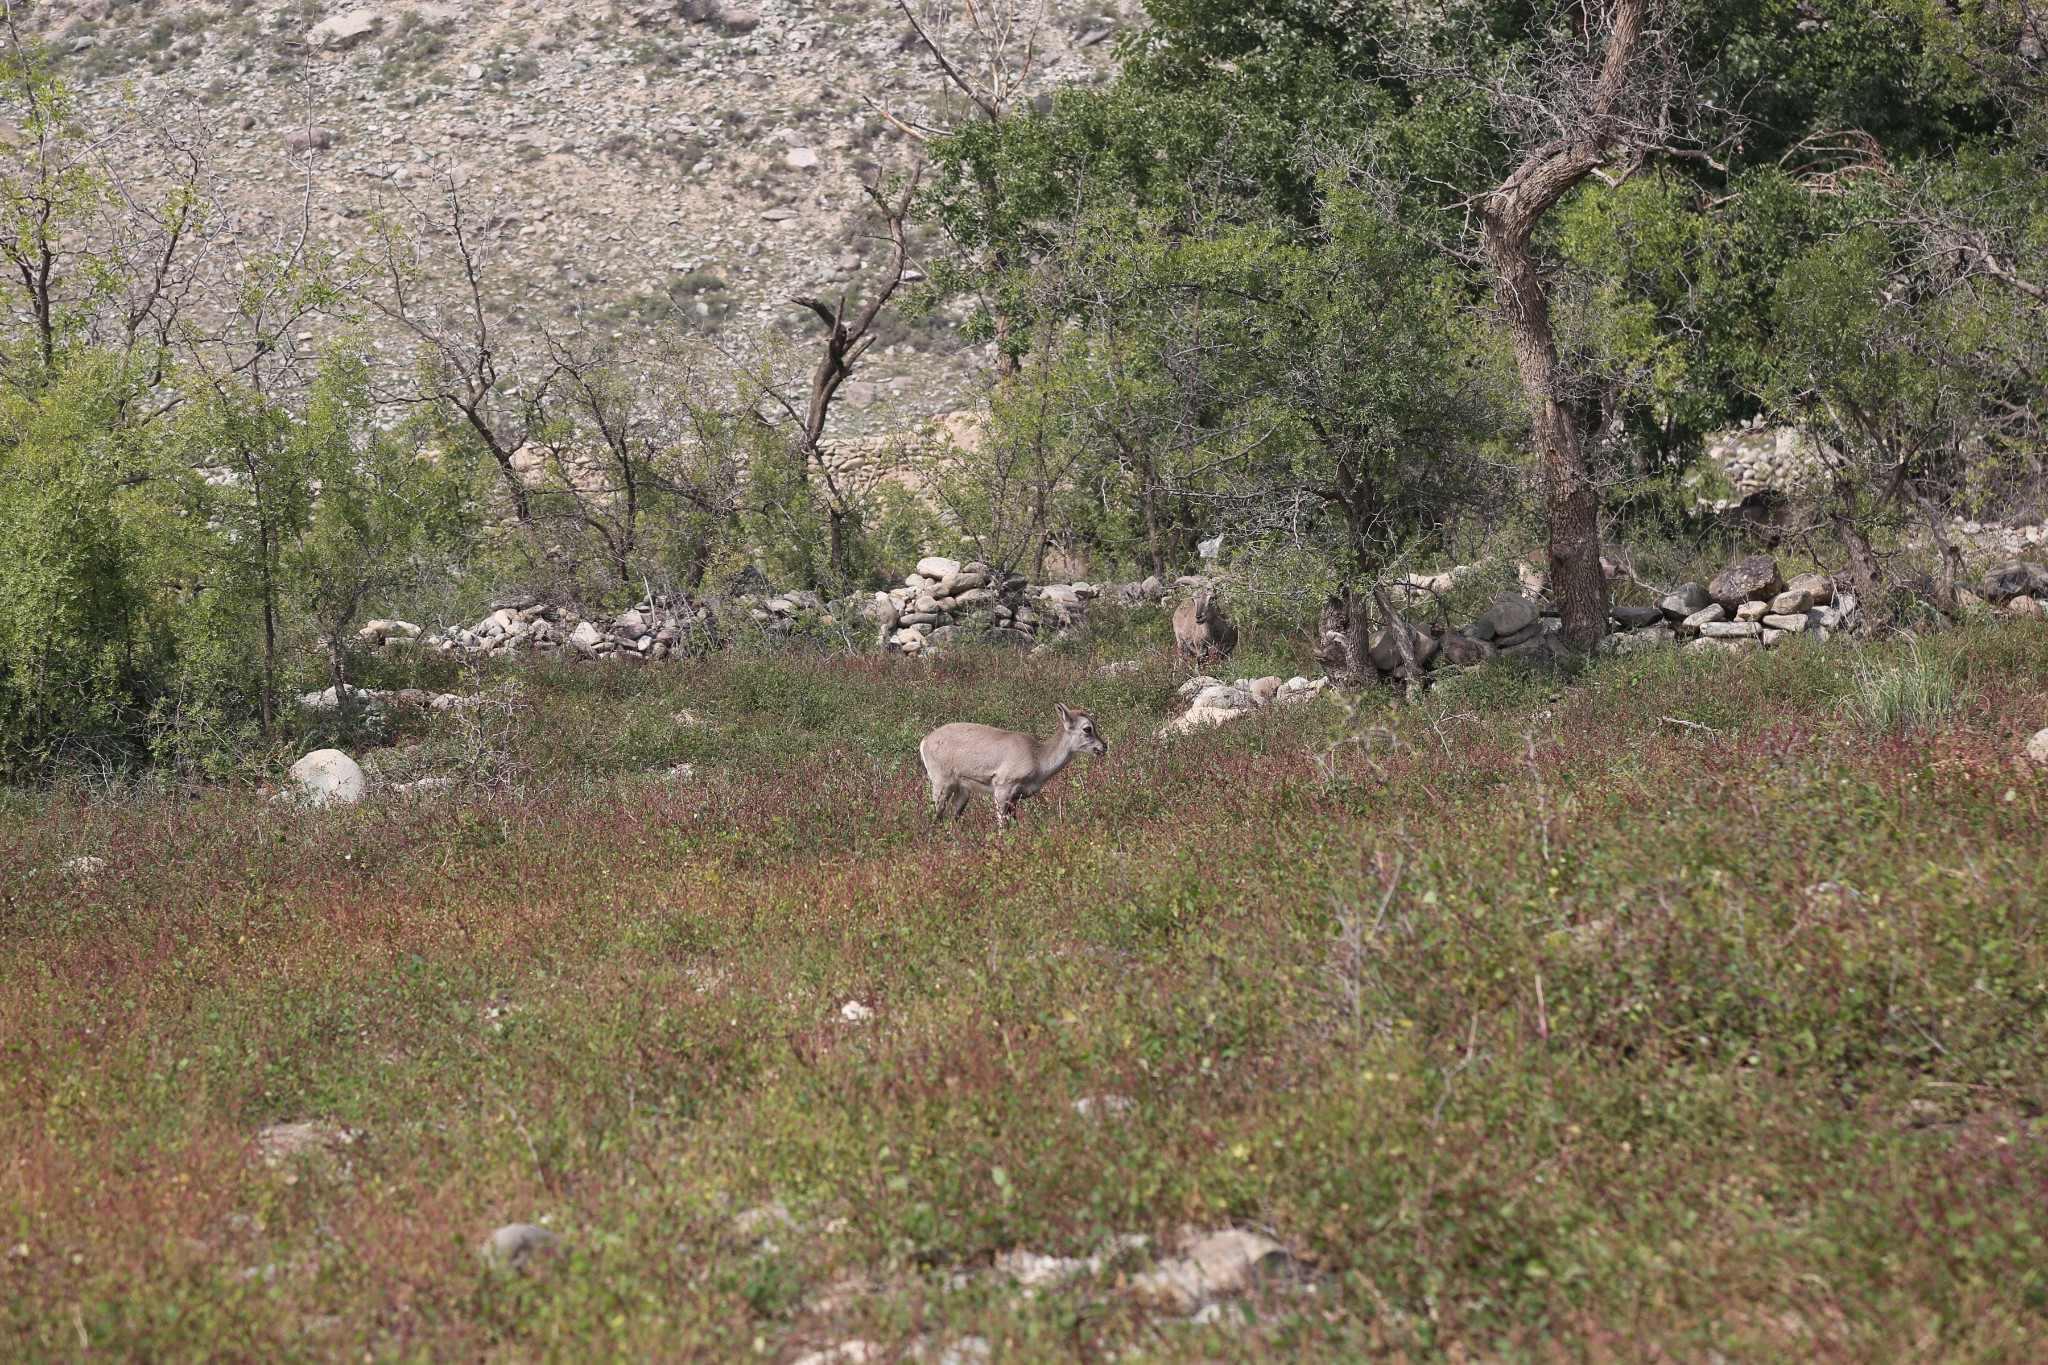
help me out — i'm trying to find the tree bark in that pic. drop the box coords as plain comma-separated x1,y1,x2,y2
1832,509,1884,628
1478,0,1646,650
790,170,920,584
1372,584,1423,702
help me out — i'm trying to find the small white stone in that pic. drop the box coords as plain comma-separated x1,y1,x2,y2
791,1341,884,1365
1072,1094,1135,1121
480,1222,561,1270
1158,706,1241,737
839,1000,875,1024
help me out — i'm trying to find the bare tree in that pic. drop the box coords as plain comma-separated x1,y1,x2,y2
869,0,1045,380
773,169,922,581
365,177,539,521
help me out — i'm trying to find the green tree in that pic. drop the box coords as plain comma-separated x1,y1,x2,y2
0,356,164,770
286,351,467,711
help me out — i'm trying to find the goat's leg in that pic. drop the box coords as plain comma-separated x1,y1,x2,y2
991,781,1022,828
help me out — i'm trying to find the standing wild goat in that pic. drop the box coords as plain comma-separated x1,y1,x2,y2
1173,591,1238,664
919,703,1107,827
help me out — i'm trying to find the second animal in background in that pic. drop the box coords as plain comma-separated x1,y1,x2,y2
1174,591,1237,665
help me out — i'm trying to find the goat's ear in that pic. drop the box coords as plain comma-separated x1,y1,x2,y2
1055,701,1072,724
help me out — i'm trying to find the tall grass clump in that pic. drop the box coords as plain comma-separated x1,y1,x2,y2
1838,641,1963,733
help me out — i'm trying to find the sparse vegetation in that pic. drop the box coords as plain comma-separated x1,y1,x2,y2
7,626,2048,1357
7,3,2048,1355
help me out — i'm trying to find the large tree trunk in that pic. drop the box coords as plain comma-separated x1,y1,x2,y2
1485,231,1611,647
1477,0,1646,651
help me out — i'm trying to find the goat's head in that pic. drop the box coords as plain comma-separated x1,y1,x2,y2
1193,591,1216,625
1054,702,1108,758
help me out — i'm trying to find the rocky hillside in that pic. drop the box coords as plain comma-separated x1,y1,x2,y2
34,0,1131,425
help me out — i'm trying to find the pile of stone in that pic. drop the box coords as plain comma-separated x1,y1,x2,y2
404,596,722,663
1703,421,1824,501
1973,560,2048,617
1364,548,2048,685
870,557,1180,656
1326,553,1869,685
1661,557,1859,654
298,682,472,712
870,556,1022,655
375,561,1183,669
1159,673,1329,736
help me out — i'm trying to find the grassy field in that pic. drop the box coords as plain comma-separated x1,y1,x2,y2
7,619,2048,1361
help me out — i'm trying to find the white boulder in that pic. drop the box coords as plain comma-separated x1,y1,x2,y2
289,749,365,808
308,8,382,47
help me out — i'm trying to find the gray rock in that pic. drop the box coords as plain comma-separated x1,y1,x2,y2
307,7,382,47
1132,1228,1289,1314
1708,554,1784,609
481,1223,562,1270
1189,684,1254,712
297,684,374,710
1438,632,1496,667
255,1120,361,1166
2027,728,2048,766
1661,582,1712,618
1735,600,1770,622
1501,632,1568,665
1785,571,1834,605
915,555,962,580
730,1202,795,1238
1769,588,1815,615
1761,613,1809,632
1611,605,1664,629
289,749,364,808
1609,625,1674,655
1366,625,1438,672
1492,619,1544,650
1071,1094,1136,1121
1480,593,1539,638
1700,620,1762,639
1979,560,2048,604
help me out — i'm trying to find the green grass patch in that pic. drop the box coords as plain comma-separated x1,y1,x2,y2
6,625,2048,1358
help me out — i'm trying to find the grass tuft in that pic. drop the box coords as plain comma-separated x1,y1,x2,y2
1839,640,1965,733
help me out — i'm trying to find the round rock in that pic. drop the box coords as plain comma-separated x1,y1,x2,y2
1708,554,1784,610
2026,728,2048,767
289,749,364,808
481,1222,562,1270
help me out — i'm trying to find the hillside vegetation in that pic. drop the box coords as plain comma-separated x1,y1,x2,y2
9,622,2048,1359
9,2,2048,1355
